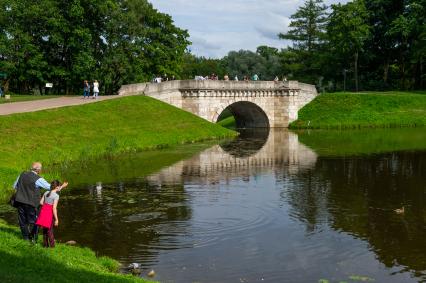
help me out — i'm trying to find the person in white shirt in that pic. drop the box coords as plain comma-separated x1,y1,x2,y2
93,80,99,99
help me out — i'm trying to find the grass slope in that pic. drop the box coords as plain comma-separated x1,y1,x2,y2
0,95,236,201
216,116,236,129
0,220,153,283
290,91,426,129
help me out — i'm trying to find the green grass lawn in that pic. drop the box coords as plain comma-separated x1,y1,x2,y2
0,220,153,283
290,91,426,129
0,95,62,104
217,115,236,129
0,95,237,202
217,108,237,129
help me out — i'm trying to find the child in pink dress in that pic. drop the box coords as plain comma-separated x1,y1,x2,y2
36,180,68,248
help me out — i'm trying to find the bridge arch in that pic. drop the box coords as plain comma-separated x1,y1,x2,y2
216,101,270,128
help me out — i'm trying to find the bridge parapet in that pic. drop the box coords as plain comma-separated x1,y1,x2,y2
143,80,301,96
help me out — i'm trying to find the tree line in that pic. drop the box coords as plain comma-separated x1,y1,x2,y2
0,0,189,95
182,0,425,91
1,0,424,95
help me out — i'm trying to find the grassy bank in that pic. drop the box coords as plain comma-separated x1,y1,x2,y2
0,95,236,202
217,115,236,129
290,91,426,129
0,220,152,283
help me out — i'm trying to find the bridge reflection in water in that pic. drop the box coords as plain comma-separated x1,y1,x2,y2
146,129,317,186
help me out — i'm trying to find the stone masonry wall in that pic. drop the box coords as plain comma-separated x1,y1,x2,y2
118,80,318,127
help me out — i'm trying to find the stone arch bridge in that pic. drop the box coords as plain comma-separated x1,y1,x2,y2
119,80,318,128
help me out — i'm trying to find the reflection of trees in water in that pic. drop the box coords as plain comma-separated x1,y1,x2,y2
283,171,330,233
58,179,192,264
219,128,269,157
286,151,426,274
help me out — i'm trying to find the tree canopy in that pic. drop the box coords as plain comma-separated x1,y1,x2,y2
0,0,189,95
1,0,424,94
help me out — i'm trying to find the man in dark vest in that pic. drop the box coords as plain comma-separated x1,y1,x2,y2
13,162,54,241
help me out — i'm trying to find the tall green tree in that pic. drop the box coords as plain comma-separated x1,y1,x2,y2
256,46,283,80
364,0,405,87
386,0,426,89
278,0,328,83
327,0,370,92
222,50,268,80
408,0,426,89
279,0,328,52
0,0,48,93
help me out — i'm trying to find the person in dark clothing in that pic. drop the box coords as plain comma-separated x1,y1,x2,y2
13,162,66,242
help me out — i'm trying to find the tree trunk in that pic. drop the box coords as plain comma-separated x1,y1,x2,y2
354,51,359,92
343,71,346,92
401,43,406,90
4,79,10,93
421,56,424,89
383,58,389,84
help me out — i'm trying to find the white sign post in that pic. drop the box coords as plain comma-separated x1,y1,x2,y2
45,83,53,95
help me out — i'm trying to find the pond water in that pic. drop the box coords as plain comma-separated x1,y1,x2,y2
2,128,426,283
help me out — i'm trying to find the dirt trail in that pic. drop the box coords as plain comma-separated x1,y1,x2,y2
0,94,138,116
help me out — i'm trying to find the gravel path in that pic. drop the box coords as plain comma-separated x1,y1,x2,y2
0,94,137,116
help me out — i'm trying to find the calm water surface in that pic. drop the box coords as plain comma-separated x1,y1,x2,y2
4,128,426,282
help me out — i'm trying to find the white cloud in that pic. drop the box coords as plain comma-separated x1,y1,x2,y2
190,36,222,51
149,0,346,58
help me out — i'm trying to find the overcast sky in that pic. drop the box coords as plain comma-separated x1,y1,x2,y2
149,0,345,58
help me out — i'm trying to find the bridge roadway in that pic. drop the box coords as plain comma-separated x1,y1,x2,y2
119,80,318,128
